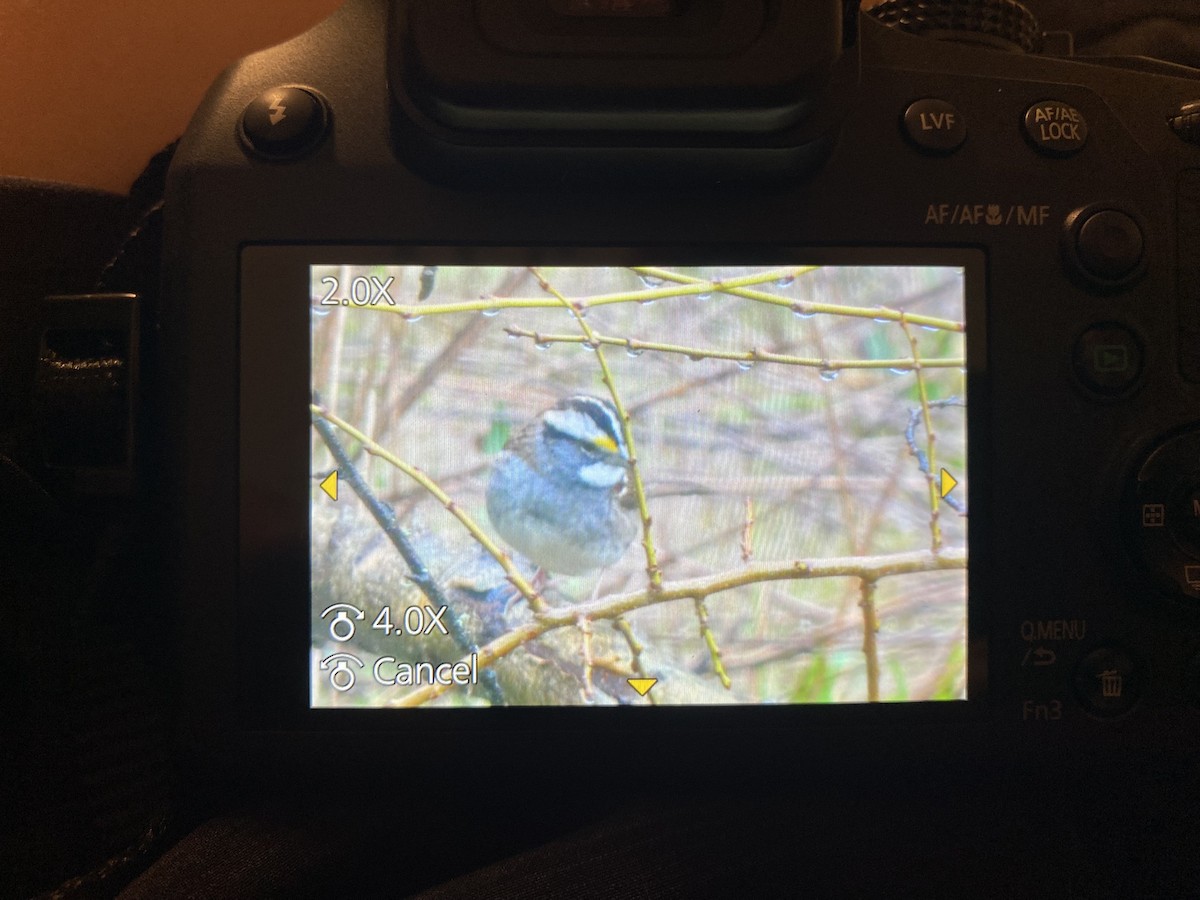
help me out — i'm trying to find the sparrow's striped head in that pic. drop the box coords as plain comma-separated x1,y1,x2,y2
542,395,630,487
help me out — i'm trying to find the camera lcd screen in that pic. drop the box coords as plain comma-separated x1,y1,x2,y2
308,263,968,708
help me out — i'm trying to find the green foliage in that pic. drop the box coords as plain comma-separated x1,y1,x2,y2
481,408,511,455
791,652,836,703
929,640,967,700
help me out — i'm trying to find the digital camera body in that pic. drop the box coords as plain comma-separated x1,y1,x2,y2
162,0,1200,779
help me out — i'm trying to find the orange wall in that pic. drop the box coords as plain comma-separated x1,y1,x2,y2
0,1,344,193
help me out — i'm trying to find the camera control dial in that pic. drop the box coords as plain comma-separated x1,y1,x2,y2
1128,429,1200,603
867,0,1041,55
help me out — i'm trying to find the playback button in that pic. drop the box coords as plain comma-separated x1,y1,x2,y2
240,86,329,159
1071,322,1143,396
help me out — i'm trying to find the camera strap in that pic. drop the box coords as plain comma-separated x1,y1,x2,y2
5,143,180,897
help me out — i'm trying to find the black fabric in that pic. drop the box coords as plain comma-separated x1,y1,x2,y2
4,3,1200,898
0,179,130,435
1,152,177,900
111,758,1200,898
0,178,156,900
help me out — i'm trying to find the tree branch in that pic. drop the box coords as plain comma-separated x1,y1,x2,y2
390,547,965,706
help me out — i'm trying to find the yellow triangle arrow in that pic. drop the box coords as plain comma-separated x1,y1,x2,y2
939,468,957,499
628,677,657,697
319,470,339,501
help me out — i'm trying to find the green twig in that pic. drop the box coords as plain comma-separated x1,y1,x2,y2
897,313,943,553
367,265,963,334
631,266,964,333
694,598,732,690
859,578,880,702
529,267,664,591
503,325,964,371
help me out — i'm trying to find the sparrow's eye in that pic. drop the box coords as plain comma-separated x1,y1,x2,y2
578,434,619,460
543,401,627,462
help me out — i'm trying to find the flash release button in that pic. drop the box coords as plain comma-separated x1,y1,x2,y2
241,86,329,159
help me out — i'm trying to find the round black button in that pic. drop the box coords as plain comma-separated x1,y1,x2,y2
1023,101,1088,156
1073,646,1141,717
1071,322,1143,395
1075,210,1144,281
902,99,967,153
241,86,328,158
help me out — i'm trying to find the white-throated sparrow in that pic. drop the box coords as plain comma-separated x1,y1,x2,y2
486,395,639,576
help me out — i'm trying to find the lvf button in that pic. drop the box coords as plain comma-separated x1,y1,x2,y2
1073,646,1141,717
902,99,967,154
1024,101,1088,156
240,86,329,159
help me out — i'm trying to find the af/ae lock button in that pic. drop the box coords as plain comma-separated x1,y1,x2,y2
1023,101,1088,156
1071,322,1143,396
240,86,330,159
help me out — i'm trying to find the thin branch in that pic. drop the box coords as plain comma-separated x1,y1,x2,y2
372,268,808,319
367,266,963,334
631,266,964,333
807,309,864,625
695,597,732,689
859,578,880,702
503,326,964,371
591,655,636,678
898,314,944,553
529,267,664,591
740,498,755,563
